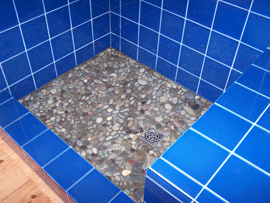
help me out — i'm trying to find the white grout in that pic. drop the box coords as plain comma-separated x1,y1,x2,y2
89,0,96,55
136,0,142,60
42,147,70,168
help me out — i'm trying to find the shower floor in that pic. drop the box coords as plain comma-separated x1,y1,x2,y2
19,48,212,202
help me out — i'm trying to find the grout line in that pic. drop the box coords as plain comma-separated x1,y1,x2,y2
119,0,122,51
0,64,11,94
89,0,96,55
235,81,270,100
108,190,122,203
109,0,112,47
252,64,270,74
21,129,49,148
0,97,13,106
3,112,30,129
136,0,142,61
42,147,70,168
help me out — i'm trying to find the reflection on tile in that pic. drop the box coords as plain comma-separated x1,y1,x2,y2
258,107,270,131
140,1,161,32
254,49,270,71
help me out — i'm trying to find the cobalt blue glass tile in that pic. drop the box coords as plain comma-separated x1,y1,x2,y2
258,108,270,131
237,65,270,97
242,13,270,51
163,0,187,17
0,1,17,32
23,130,68,167
2,53,31,85
45,148,92,190
10,76,35,99
28,41,53,72
158,36,180,65
140,1,161,32
0,27,24,62
161,11,184,43
208,155,270,202
121,0,139,22
47,6,70,38
0,98,28,128
92,0,109,18
252,0,270,18
34,64,56,88
145,0,161,7
68,169,120,202
202,57,230,89
156,58,177,81
93,14,110,40
198,80,223,102
0,71,7,91
95,34,110,55
139,26,158,54
111,0,120,14
73,22,92,49
152,159,202,198
179,46,204,76
207,31,238,66
254,49,270,71
183,20,210,54
69,0,77,2
21,16,48,49
51,31,73,60
111,13,120,35
223,0,252,9
15,0,44,23
226,69,241,90
76,43,94,65
5,113,47,146
70,0,90,27
56,53,76,76
121,39,137,60
176,69,199,93
121,18,138,44
162,129,229,184
234,43,261,73
44,0,67,12
0,90,11,105
111,192,135,203
188,0,217,28
111,34,120,50
216,83,270,122
213,2,247,40
197,189,226,203
193,104,252,150
236,126,270,173
138,48,156,70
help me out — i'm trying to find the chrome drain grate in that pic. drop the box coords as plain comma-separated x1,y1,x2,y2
140,128,164,147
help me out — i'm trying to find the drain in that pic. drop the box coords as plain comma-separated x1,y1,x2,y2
140,128,164,147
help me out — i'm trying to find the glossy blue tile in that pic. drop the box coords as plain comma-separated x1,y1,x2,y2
179,46,204,76
14,0,44,23
68,169,120,202
163,0,187,17
162,129,229,184
94,34,110,54
188,0,217,28
121,18,138,44
0,90,11,105
140,1,161,32
145,0,161,7
183,20,210,54
152,159,202,198
56,53,76,76
34,64,56,88
5,113,47,146
2,53,31,85
197,189,226,203
23,130,68,167
139,26,158,54
202,58,230,89
176,69,199,93
207,31,238,66
223,0,252,9
93,14,110,40
0,72,7,91
0,1,17,32
0,27,24,62
111,13,120,35
111,34,120,50
0,98,28,128
208,155,270,202
156,58,177,81
73,22,92,49
21,16,48,49
158,36,180,65
47,6,70,38
161,11,184,43
10,76,35,99
111,192,135,203
121,38,137,59
28,41,53,72
45,148,92,190
226,69,241,89
92,0,109,18
111,0,120,14
121,0,139,22
198,80,223,103
76,43,94,64
216,83,270,122
252,0,270,18
70,0,90,27
138,48,156,70
242,13,270,51
44,0,67,12
258,108,270,131
233,43,261,73
51,31,73,60
254,49,270,71
237,65,270,98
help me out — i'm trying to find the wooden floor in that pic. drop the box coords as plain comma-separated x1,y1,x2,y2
0,136,63,203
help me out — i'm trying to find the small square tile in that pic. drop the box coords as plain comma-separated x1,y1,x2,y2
68,169,120,203
44,0,68,12
140,1,161,32
10,76,36,99
34,64,56,88
0,72,7,91
258,108,270,131
92,0,109,18
254,49,270,71
158,36,180,65
198,80,223,102
73,22,92,49
51,31,73,60
223,0,252,9
76,43,94,65
226,69,241,89
156,58,177,81
111,0,120,14
70,0,90,27
56,53,76,76
252,0,270,18
94,34,110,54
111,34,120,50
0,1,17,32
163,0,187,17
121,38,137,59
121,0,139,22
111,13,120,35
0,90,11,105
138,48,156,70
93,14,110,40
176,68,199,93
121,18,138,44
111,192,135,203
44,148,93,190
139,26,158,54
197,189,225,203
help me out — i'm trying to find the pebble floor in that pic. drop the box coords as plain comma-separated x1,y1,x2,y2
20,48,212,202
